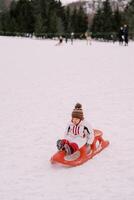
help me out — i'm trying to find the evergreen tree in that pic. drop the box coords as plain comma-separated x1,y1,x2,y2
32,0,64,37
56,16,64,35
113,7,122,32
64,6,71,34
15,0,34,34
34,13,45,37
91,0,114,39
91,7,104,37
71,7,78,34
0,12,9,33
70,6,88,37
0,0,88,38
77,6,88,36
102,0,113,33
9,0,20,33
112,7,123,40
124,0,134,37
32,0,47,36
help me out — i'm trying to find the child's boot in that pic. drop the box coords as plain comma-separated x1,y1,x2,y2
57,140,64,151
64,143,72,155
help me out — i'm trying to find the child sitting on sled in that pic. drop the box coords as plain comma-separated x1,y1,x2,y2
57,103,94,155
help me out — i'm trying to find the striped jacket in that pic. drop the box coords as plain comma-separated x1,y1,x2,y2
64,120,94,148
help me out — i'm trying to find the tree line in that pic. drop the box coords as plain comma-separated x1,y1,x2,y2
91,0,134,40
0,0,134,40
0,0,88,38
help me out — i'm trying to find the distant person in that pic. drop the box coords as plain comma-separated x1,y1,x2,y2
71,32,74,45
59,36,63,44
55,36,63,46
65,34,68,43
119,27,124,45
111,34,116,43
123,24,128,46
85,31,92,45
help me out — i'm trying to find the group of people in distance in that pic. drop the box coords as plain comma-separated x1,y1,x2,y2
119,24,129,46
56,25,129,46
55,32,74,45
56,31,92,46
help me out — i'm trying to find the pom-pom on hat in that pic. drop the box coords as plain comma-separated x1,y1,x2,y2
72,103,84,120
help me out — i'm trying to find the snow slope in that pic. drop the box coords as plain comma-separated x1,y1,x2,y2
0,36,134,200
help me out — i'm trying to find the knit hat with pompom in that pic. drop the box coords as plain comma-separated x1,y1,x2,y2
72,103,84,120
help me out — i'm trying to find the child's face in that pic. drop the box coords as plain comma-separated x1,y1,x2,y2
72,118,80,125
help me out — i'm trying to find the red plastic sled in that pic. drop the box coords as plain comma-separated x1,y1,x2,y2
50,129,109,167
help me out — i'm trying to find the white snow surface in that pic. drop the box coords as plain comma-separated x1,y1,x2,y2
0,36,134,200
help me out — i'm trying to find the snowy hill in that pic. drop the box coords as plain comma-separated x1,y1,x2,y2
0,36,134,200
67,0,130,14
0,0,12,11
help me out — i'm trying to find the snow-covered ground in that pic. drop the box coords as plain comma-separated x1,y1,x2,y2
0,36,134,200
